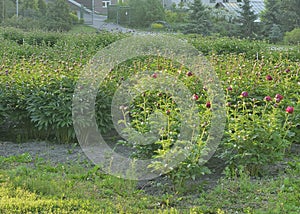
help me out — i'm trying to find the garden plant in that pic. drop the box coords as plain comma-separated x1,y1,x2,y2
0,26,299,213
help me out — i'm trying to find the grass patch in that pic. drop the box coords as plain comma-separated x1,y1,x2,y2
1,153,300,213
69,24,98,34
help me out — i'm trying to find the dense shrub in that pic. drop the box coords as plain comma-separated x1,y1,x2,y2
2,28,61,46
0,27,299,178
0,28,126,142
284,28,300,45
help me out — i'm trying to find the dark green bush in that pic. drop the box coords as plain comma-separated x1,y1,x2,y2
284,28,300,45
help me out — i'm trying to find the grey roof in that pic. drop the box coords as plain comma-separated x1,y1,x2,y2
216,0,265,22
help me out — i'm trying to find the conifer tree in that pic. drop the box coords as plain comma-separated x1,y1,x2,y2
238,0,257,38
184,0,212,35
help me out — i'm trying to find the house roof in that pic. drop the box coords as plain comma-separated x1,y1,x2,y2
216,0,265,22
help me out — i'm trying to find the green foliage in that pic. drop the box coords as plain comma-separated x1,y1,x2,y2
2,16,42,31
261,0,300,35
44,0,73,31
0,27,299,181
128,0,165,27
0,0,15,22
260,0,281,36
1,0,78,31
0,27,126,142
184,0,212,35
151,23,164,29
237,0,257,38
1,153,300,213
165,9,188,24
277,0,300,33
2,27,61,46
269,24,283,43
284,28,300,45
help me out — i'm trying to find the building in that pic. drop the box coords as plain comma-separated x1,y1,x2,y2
215,0,265,22
69,0,121,15
163,0,242,8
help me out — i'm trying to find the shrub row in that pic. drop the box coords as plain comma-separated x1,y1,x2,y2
0,28,299,178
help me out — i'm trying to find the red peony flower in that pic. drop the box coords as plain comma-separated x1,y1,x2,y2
192,94,199,101
152,73,158,78
264,96,272,102
275,94,284,102
227,86,233,91
241,91,248,97
266,75,273,81
206,101,211,108
186,71,193,76
286,106,294,114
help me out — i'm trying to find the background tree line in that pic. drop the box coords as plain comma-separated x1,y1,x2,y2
1,0,300,43
0,0,78,31
125,0,300,43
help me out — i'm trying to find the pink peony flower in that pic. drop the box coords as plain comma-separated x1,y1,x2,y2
227,86,233,91
192,94,199,101
275,94,284,102
186,71,193,76
206,101,211,108
241,91,248,97
152,73,158,78
266,75,273,81
264,96,272,102
286,106,294,114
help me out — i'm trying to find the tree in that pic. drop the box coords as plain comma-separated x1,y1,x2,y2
284,28,300,45
37,0,47,15
277,0,300,33
45,0,73,31
184,0,212,35
0,0,15,22
128,0,165,27
238,0,257,38
269,24,283,43
260,0,281,35
261,0,300,35
20,0,39,17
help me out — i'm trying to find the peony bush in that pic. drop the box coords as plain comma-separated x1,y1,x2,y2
0,27,299,179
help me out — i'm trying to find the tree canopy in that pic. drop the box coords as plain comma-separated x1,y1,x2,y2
184,0,212,35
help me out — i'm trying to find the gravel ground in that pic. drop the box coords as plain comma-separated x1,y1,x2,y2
0,141,89,164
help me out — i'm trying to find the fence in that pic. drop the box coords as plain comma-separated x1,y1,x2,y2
107,5,131,25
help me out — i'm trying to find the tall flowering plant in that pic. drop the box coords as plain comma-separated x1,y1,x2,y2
221,91,295,176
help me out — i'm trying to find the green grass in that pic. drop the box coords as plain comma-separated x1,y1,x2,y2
1,153,300,213
68,24,98,34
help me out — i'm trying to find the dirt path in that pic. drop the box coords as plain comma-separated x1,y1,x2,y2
0,141,89,164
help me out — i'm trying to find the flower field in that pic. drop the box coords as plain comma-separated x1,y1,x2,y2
0,27,300,213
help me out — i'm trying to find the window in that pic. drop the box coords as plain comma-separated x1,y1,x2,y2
210,0,216,3
103,0,111,8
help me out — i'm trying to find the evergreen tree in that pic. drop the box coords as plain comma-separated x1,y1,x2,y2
184,0,212,35
277,0,300,32
261,0,300,34
260,0,280,34
269,24,282,43
238,0,257,38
